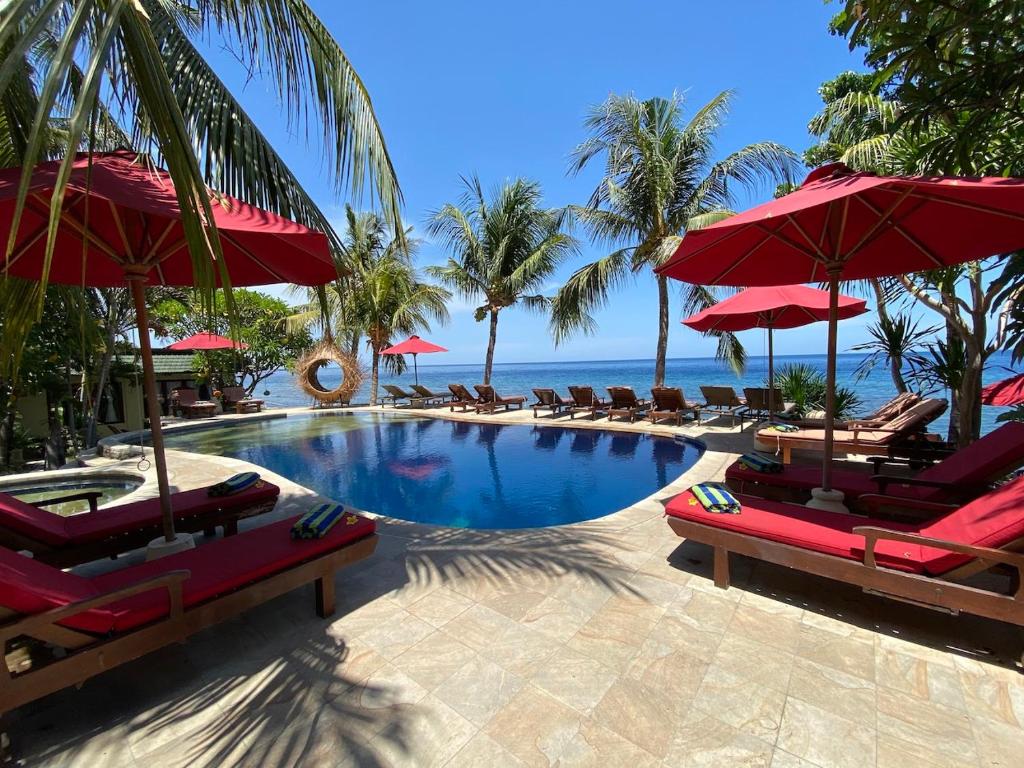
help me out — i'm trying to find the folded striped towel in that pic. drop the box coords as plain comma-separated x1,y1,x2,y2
291,503,355,539
690,483,741,514
767,422,800,433
737,452,783,473
208,472,261,497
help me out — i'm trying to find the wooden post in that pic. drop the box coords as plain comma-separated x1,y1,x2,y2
767,326,775,415
821,272,841,492
126,271,176,543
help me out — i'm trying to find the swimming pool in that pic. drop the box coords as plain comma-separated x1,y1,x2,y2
164,412,703,528
4,475,142,516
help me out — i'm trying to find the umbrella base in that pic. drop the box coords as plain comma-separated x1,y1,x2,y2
145,532,196,561
805,487,849,514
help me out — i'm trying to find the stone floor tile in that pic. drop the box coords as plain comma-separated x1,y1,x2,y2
969,714,1024,768
564,597,661,673
441,603,521,651
355,610,437,660
590,677,677,759
776,697,876,768
625,570,685,607
957,664,1024,727
876,686,978,766
391,632,478,690
487,623,561,677
520,595,595,643
555,717,662,767
795,622,876,681
666,707,775,767
529,645,619,714
710,632,794,693
624,636,709,719
875,646,967,712
483,685,583,767
480,588,548,621
770,748,825,767
367,695,477,768
691,664,787,741
876,734,979,768
787,657,876,726
433,656,525,727
405,587,475,628
446,732,526,768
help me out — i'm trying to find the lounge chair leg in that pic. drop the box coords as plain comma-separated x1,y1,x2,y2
315,575,336,618
782,446,792,464
713,546,731,589
203,526,216,537
224,520,238,537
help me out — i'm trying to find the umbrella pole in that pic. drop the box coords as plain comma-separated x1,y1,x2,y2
413,353,419,385
767,327,774,415
821,274,840,493
127,274,176,543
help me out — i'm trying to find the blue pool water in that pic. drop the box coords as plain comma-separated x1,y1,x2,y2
164,412,703,528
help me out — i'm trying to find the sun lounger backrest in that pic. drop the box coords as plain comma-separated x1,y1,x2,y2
917,474,1024,575
383,384,409,398
652,387,685,410
474,384,496,403
883,398,947,433
172,388,197,406
0,493,71,546
871,391,920,422
533,388,555,405
449,384,475,401
919,421,1024,489
607,386,638,408
412,385,436,398
568,386,596,405
221,386,247,402
701,386,741,407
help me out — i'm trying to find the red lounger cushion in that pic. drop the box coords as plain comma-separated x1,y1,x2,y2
63,482,280,543
664,491,925,572
725,463,885,498
0,493,71,546
0,512,375,635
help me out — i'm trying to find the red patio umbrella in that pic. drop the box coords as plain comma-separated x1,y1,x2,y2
1,151,336,552
981,373,1024,406
166,331,248,351
657,162,1024,508
682,285,868,410
380,335,448,384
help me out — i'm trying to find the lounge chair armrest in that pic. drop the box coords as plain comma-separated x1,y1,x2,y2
854,526,1024,574
868,456,916,472
31,491,103,513
0,570,191,644
857,493,958,517
869,475,973,494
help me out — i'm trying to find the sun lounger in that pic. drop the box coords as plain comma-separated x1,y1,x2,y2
664,475,1024,627
741,387,785,422
566,386,609,420
381,384,418,407
0,481,280,567
696,386,746,426
755,398,948,464
221,386,264,414
649,387,695,426
474,384,526,413
0,511,377,715
606,386,649,423
412,384,455,404
532,388,570,418
448,383,479,412
170,389,217,419
793,391,921,429
727,421,1024,512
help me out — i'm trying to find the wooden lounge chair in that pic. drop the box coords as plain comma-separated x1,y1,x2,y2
755,398,948,464
696,386,746,426
381,384,418,407
794,391,921,430
566,386,609,420
474,384,526,414
170,388,217,419
0,511,377,716
412,384,454,404
221,386,264,414
0,481,280,568
532,388,570,418
448,383,479,412
664,476,1024,628
741,387,785,422
727,421,1024,512
649,387,695,426
606,386,649,423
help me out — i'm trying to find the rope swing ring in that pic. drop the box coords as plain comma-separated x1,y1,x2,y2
295,342,363,407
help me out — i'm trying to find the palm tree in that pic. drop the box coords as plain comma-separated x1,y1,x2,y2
355,254,450,405
2,0,401,372
427,177,577,384
551,92,797,385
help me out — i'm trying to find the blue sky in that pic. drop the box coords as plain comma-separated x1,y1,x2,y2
213,0,873,366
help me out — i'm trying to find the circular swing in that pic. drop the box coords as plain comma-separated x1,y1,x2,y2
295,342,363,408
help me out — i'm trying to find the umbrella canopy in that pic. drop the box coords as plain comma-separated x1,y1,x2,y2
167,332,248,351
982,373,1024,406
380,335,448,384
1,151,335,550
657,163,1024,504
682,285,868,411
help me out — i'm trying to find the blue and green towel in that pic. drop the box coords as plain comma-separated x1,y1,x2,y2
291,502,353,539
767,422,800,433
208,472,261,497
690,483,741,514
737,452,783,474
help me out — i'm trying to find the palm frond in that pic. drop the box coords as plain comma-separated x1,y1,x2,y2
549,249,632,345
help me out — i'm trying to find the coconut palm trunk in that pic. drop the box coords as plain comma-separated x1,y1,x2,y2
370,344,381,406
484,309,499,385
655,276,670,386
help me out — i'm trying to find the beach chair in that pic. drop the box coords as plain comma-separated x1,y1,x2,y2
0,480,280,567
221,386,264,414
755,398,948,464
381,384,419,407
663,475,1024,628
0,511,377,716
649,387,695,426
741,387,785,422
793,391,921,429
473,384,527,413
412,384,455,404
566,386,609,420
605,386,649,423
532,388,570,418
170,388,217,419
695,386,746,426
726,421,1024,512
448,383,479,412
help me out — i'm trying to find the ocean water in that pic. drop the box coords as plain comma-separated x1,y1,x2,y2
253,351,1019,437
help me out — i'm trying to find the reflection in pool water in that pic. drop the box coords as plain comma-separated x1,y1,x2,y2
164,412,703,529
5,477,142,516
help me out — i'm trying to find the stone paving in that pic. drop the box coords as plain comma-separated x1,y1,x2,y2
9,406,1024,767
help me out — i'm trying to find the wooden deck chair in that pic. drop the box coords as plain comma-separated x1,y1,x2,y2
741,387,785,422
566,386,609,420
532,388,569,418
696,386,746,426
0,513,377,716
381,384,420,407
448,383,479,412
170,389,217,419
412,384,454,404
605,386,649,423
649,387,695,426
794,391,921,429
474,384,527,414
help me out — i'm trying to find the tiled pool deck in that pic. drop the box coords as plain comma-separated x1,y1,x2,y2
10,406,1024,767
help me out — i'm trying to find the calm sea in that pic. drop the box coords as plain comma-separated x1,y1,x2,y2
255,351,1019,437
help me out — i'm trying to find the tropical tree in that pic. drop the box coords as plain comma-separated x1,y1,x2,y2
550,92,796,386
1,0,401,375
427,177,577,384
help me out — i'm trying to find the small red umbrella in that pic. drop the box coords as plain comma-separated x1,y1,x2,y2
982,373,1024,406
167,332,248,351
683,285,868,410
1,151,336,550
380,335,448,384
657,163,1024,504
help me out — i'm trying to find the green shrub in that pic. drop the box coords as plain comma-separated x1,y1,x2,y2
773,363,862,419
